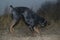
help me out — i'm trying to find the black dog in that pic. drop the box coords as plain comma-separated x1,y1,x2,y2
10,5,47,33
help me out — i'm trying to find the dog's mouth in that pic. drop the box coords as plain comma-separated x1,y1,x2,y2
41,20,51,28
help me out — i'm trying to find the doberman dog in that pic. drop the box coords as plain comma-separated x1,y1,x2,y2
10,5,48,34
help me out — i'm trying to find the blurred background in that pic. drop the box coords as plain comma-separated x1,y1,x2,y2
0,0,57,15
0,0,60,40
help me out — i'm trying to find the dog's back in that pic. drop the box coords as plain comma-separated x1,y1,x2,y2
10,5,30,20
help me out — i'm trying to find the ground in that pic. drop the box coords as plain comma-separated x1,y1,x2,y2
0,16,60,40
0,2,60,40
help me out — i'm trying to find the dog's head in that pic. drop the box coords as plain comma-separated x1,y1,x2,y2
40,19,50,28
41,20,47,27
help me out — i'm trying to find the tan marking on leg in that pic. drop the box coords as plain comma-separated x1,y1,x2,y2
34,27,40,33
10,20,16,33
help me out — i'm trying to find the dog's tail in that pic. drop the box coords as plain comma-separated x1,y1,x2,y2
10,5,14,9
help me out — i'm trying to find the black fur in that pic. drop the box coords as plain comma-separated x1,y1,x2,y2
10,5,47,32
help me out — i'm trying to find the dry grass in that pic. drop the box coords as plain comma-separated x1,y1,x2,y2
0,14,26,30
37,2,60,22
0,14,11,29
0,14,60,40
0,2,60,40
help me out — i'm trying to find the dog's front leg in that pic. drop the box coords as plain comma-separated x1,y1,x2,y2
29,25,40,34
34,26,40,34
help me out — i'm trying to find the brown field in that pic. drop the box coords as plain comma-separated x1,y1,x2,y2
0,2,60,40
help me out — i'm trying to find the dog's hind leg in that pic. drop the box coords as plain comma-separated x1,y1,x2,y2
10,20,17,33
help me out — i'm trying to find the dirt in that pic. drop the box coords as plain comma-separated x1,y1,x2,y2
0,20,60,40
